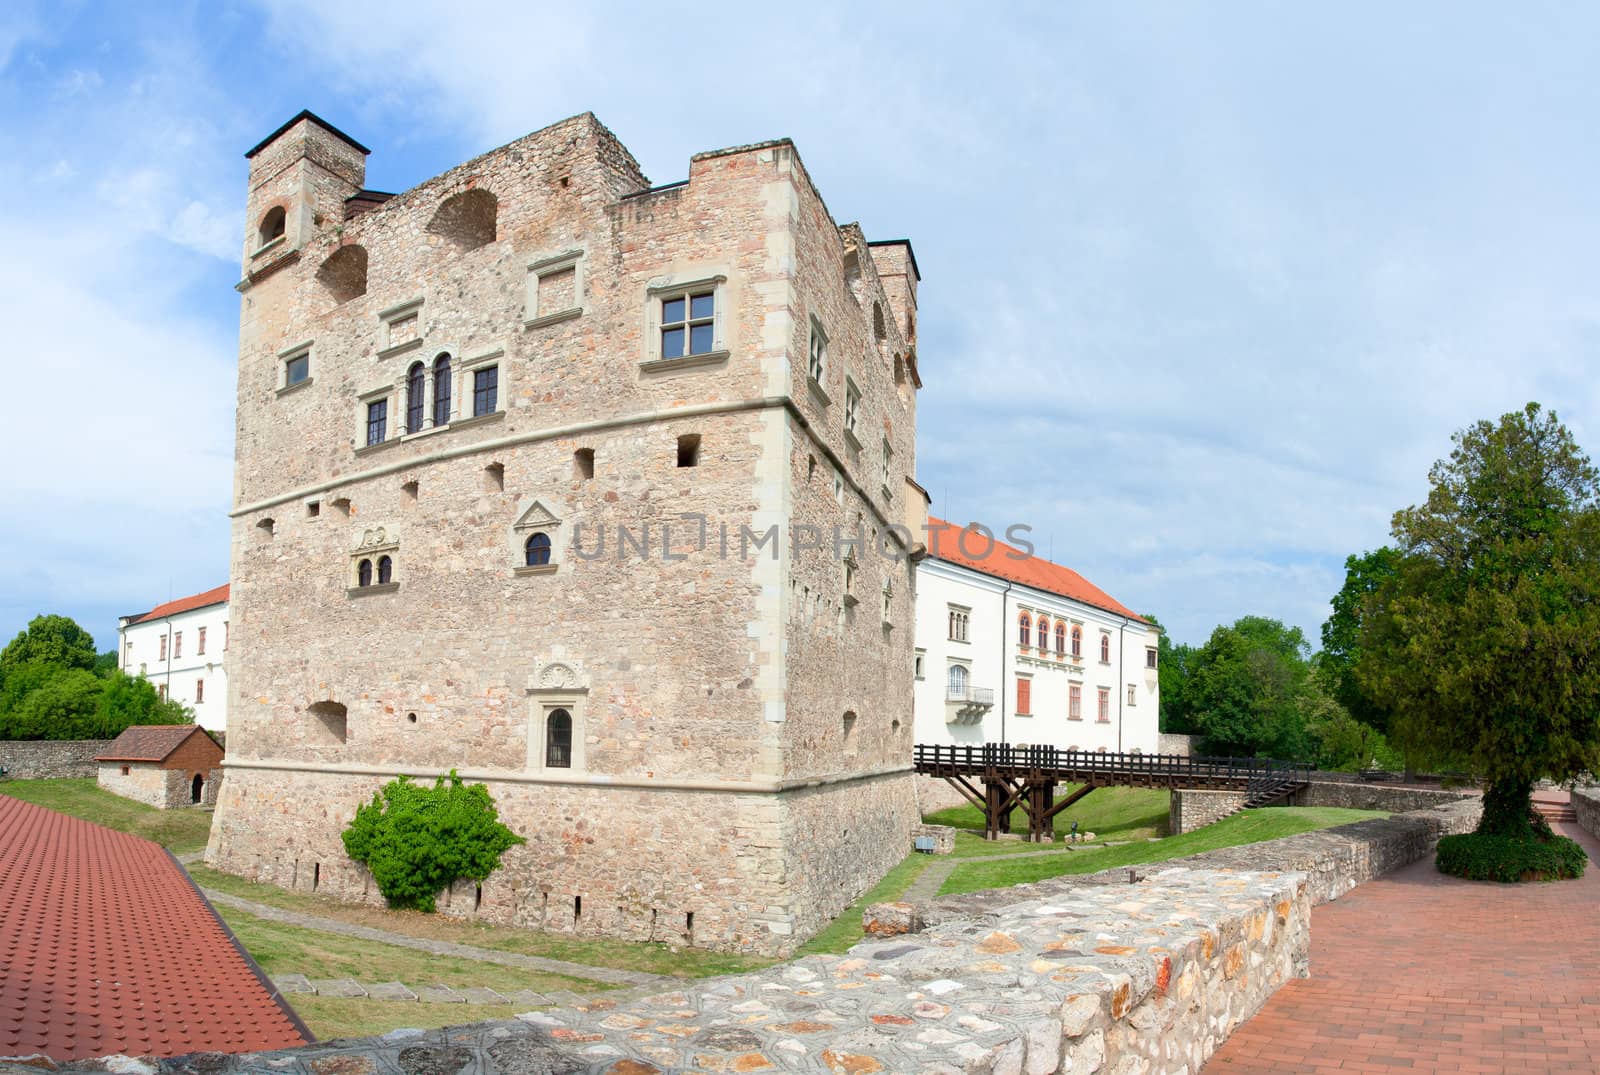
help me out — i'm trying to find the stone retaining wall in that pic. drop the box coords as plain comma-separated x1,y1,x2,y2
893,797,1482,935
56,867,1311,1075
1157,732,1195,757
1286,780,1471,814
1573,787,1600,838
1169,788,1246,833
0,739,112,780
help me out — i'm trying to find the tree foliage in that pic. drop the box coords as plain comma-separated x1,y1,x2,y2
1144,614,1198,735
1319,547,1400,732
1187,616,1315,758
1358,403,1600,838
342,771,525,912
0,614,191,740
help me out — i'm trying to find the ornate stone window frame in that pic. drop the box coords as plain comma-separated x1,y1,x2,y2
347,527,400,596
523,247,585,329
511,498,563,576
640,270,732,374
525,660,588,773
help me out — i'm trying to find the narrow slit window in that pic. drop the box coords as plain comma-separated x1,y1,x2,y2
433,354,452,426
406,361,426,433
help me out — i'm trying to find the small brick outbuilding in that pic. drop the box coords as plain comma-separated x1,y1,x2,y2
95,725,224,809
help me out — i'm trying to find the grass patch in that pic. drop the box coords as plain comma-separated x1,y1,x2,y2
939,806,1387,896
0,778,213,852
925,784,1170,844
288,996,530,1042
189,865,773,980
795,853,934,957
216,906,599,996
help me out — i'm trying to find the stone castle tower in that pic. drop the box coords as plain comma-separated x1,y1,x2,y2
206,110,928,953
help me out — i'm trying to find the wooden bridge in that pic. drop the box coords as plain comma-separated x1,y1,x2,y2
914,743,1312,841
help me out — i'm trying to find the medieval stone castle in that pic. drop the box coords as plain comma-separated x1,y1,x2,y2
206,111,927,954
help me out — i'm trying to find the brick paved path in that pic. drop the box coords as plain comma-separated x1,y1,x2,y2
1206,796,1600,1074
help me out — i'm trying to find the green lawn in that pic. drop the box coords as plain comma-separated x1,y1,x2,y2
0,777,214,852
291,997,530,1042
924,783,1171,846
795,853,934,956
939,806,1388,896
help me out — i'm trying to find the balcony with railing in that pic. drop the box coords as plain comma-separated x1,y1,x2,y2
945,684,995,725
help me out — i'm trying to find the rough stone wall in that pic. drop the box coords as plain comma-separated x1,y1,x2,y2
1573,787,1600,838
1287,780,1471,814
916,773,973,815
1158,732,1194,756
1169,788,1246,833
215,113,922,954
0,739,111,779
96,764,172,809
120,868,1311,1075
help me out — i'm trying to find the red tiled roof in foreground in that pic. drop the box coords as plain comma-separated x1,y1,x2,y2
927,516,1149,624
130,583,229,625
0,795,309,1062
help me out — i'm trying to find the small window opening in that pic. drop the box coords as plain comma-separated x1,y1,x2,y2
807,454,817,479
525,532,552,567
312,862,321,890
256,517,275,540
402,480,418,500
306,500,320,518
332,497,351,517
574,895,583,921
121,765,130,776
358,558,373,587
685,911,694,939
546,708,573,768
258,205,286,247
485,462,505,491
407,711,418,724
842,711,858,754
574,448,594,480
475,883,483,910
677,434,700,468
377,555,393,585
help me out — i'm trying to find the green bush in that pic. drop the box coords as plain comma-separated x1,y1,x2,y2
1436,831,1588,883
342,771,525,912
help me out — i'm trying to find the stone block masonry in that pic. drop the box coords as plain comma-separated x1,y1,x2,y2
58,867,1310,1075
1573,786,1600,838
1168,788,1246,834
214,110,926,955
0,739,112,780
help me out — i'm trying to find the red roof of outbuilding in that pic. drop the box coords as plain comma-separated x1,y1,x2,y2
927,516,1149,624
95,725,220,765
130,583,229,625
0,795,309,1061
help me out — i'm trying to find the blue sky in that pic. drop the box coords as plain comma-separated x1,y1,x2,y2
2,2,1598,652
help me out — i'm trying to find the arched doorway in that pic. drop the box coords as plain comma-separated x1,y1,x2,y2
191,773,205,804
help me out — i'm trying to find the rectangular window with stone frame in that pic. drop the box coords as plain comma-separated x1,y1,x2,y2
366,399,388,446
662,292,715,359
473,366,499,417
844,377,861,445
808,319,828,386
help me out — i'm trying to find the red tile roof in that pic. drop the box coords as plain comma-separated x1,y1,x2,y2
927,516,1149,624
0,795,309,1061
129,583,229,625
95,725,220,765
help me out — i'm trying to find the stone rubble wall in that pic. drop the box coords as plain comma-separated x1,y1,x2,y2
59,868,1311,1075
898,797,1482,935
0,739,113,780
1572,787,1600,838
1168,788,1246,834
1286,780,1471,814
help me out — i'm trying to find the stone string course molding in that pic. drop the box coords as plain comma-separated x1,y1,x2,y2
0,739,113,780
28,868,1309,1075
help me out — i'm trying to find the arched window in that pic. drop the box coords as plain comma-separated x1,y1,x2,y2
546,708,572,768
1018,612,1031,648
1100,634,1110,663
947,664,968,699
258,206,285,247
1035,616,1050,650
377,555,393,585
1055,622,1067,655
1071,625,1082,658
427,189,497,251
525,532,552,567
406,361,426,433
432,354,452,427
357,558,373,587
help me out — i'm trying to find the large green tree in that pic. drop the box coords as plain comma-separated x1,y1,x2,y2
1142,614,1197,734
1187,615,1314,758
1359,403,1600,837
0,614,98,677
1319,546,1400,732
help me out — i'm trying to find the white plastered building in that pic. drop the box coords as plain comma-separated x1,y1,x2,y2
117,584,231,733
913,520,1159,753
